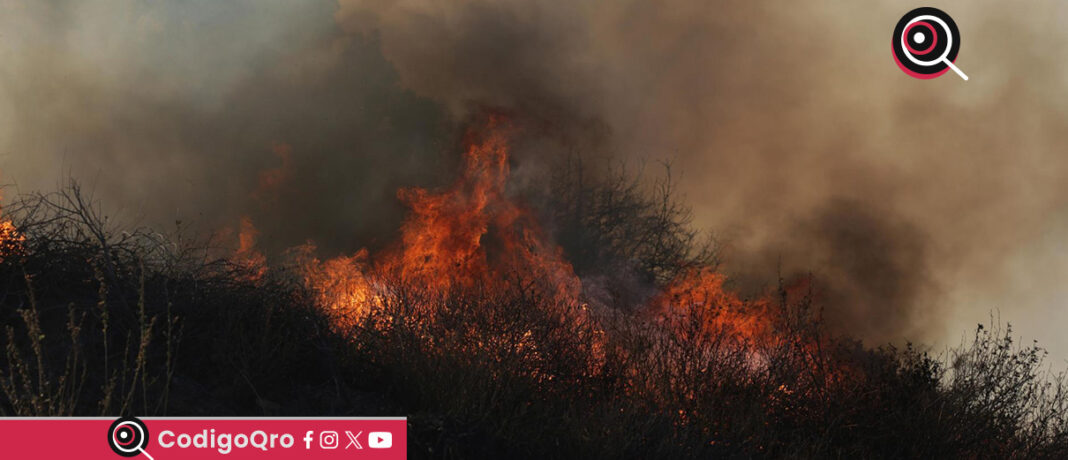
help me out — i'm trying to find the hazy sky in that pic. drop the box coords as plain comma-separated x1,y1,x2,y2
2,1,1067,364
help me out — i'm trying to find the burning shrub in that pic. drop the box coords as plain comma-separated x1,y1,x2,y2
0,118,1064,458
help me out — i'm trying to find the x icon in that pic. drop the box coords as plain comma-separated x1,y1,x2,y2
345,431,363,450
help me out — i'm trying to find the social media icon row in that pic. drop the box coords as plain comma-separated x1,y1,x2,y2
319,430,391,449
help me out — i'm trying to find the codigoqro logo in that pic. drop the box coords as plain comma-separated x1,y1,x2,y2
108,417,154,459
892,7,968,81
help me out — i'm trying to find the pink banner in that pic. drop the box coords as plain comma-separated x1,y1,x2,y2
0,417,406,459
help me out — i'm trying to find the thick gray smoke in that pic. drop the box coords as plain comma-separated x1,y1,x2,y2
0,0,452,255
2,1,1068,357
340,0,1068,351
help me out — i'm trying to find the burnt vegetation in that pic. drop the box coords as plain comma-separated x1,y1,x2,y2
0,173,1065,459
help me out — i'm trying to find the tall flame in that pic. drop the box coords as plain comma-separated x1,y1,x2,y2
378,116,580,298
240,116,784,349
295,116,579,321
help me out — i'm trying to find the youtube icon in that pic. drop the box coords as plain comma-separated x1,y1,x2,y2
369,432,392,449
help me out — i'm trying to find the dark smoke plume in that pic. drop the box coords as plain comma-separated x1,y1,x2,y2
2,1,1068,354
337,0,1068,352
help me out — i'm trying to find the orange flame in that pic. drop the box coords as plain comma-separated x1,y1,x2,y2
298,116,581,322
0,219,21,263
654,268,777,345
229,117,848,414
273,116,788,357
290,243,379,325
233,216,267,280
0,191,24,263
378,116,579,298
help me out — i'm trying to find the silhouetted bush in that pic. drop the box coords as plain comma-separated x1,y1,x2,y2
543,158,718,309
0,181,1064,459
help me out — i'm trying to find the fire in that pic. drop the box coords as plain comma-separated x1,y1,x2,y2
240,116,784,354
0,192,24,263
233,216,267,280
654,268,777,345
221,115,847,415
290,244,380,324
378,116,580,299
0,219,21,263
296,116,581,322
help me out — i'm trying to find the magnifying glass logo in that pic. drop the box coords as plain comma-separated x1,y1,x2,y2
892,7,968,81
107,417,154,460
